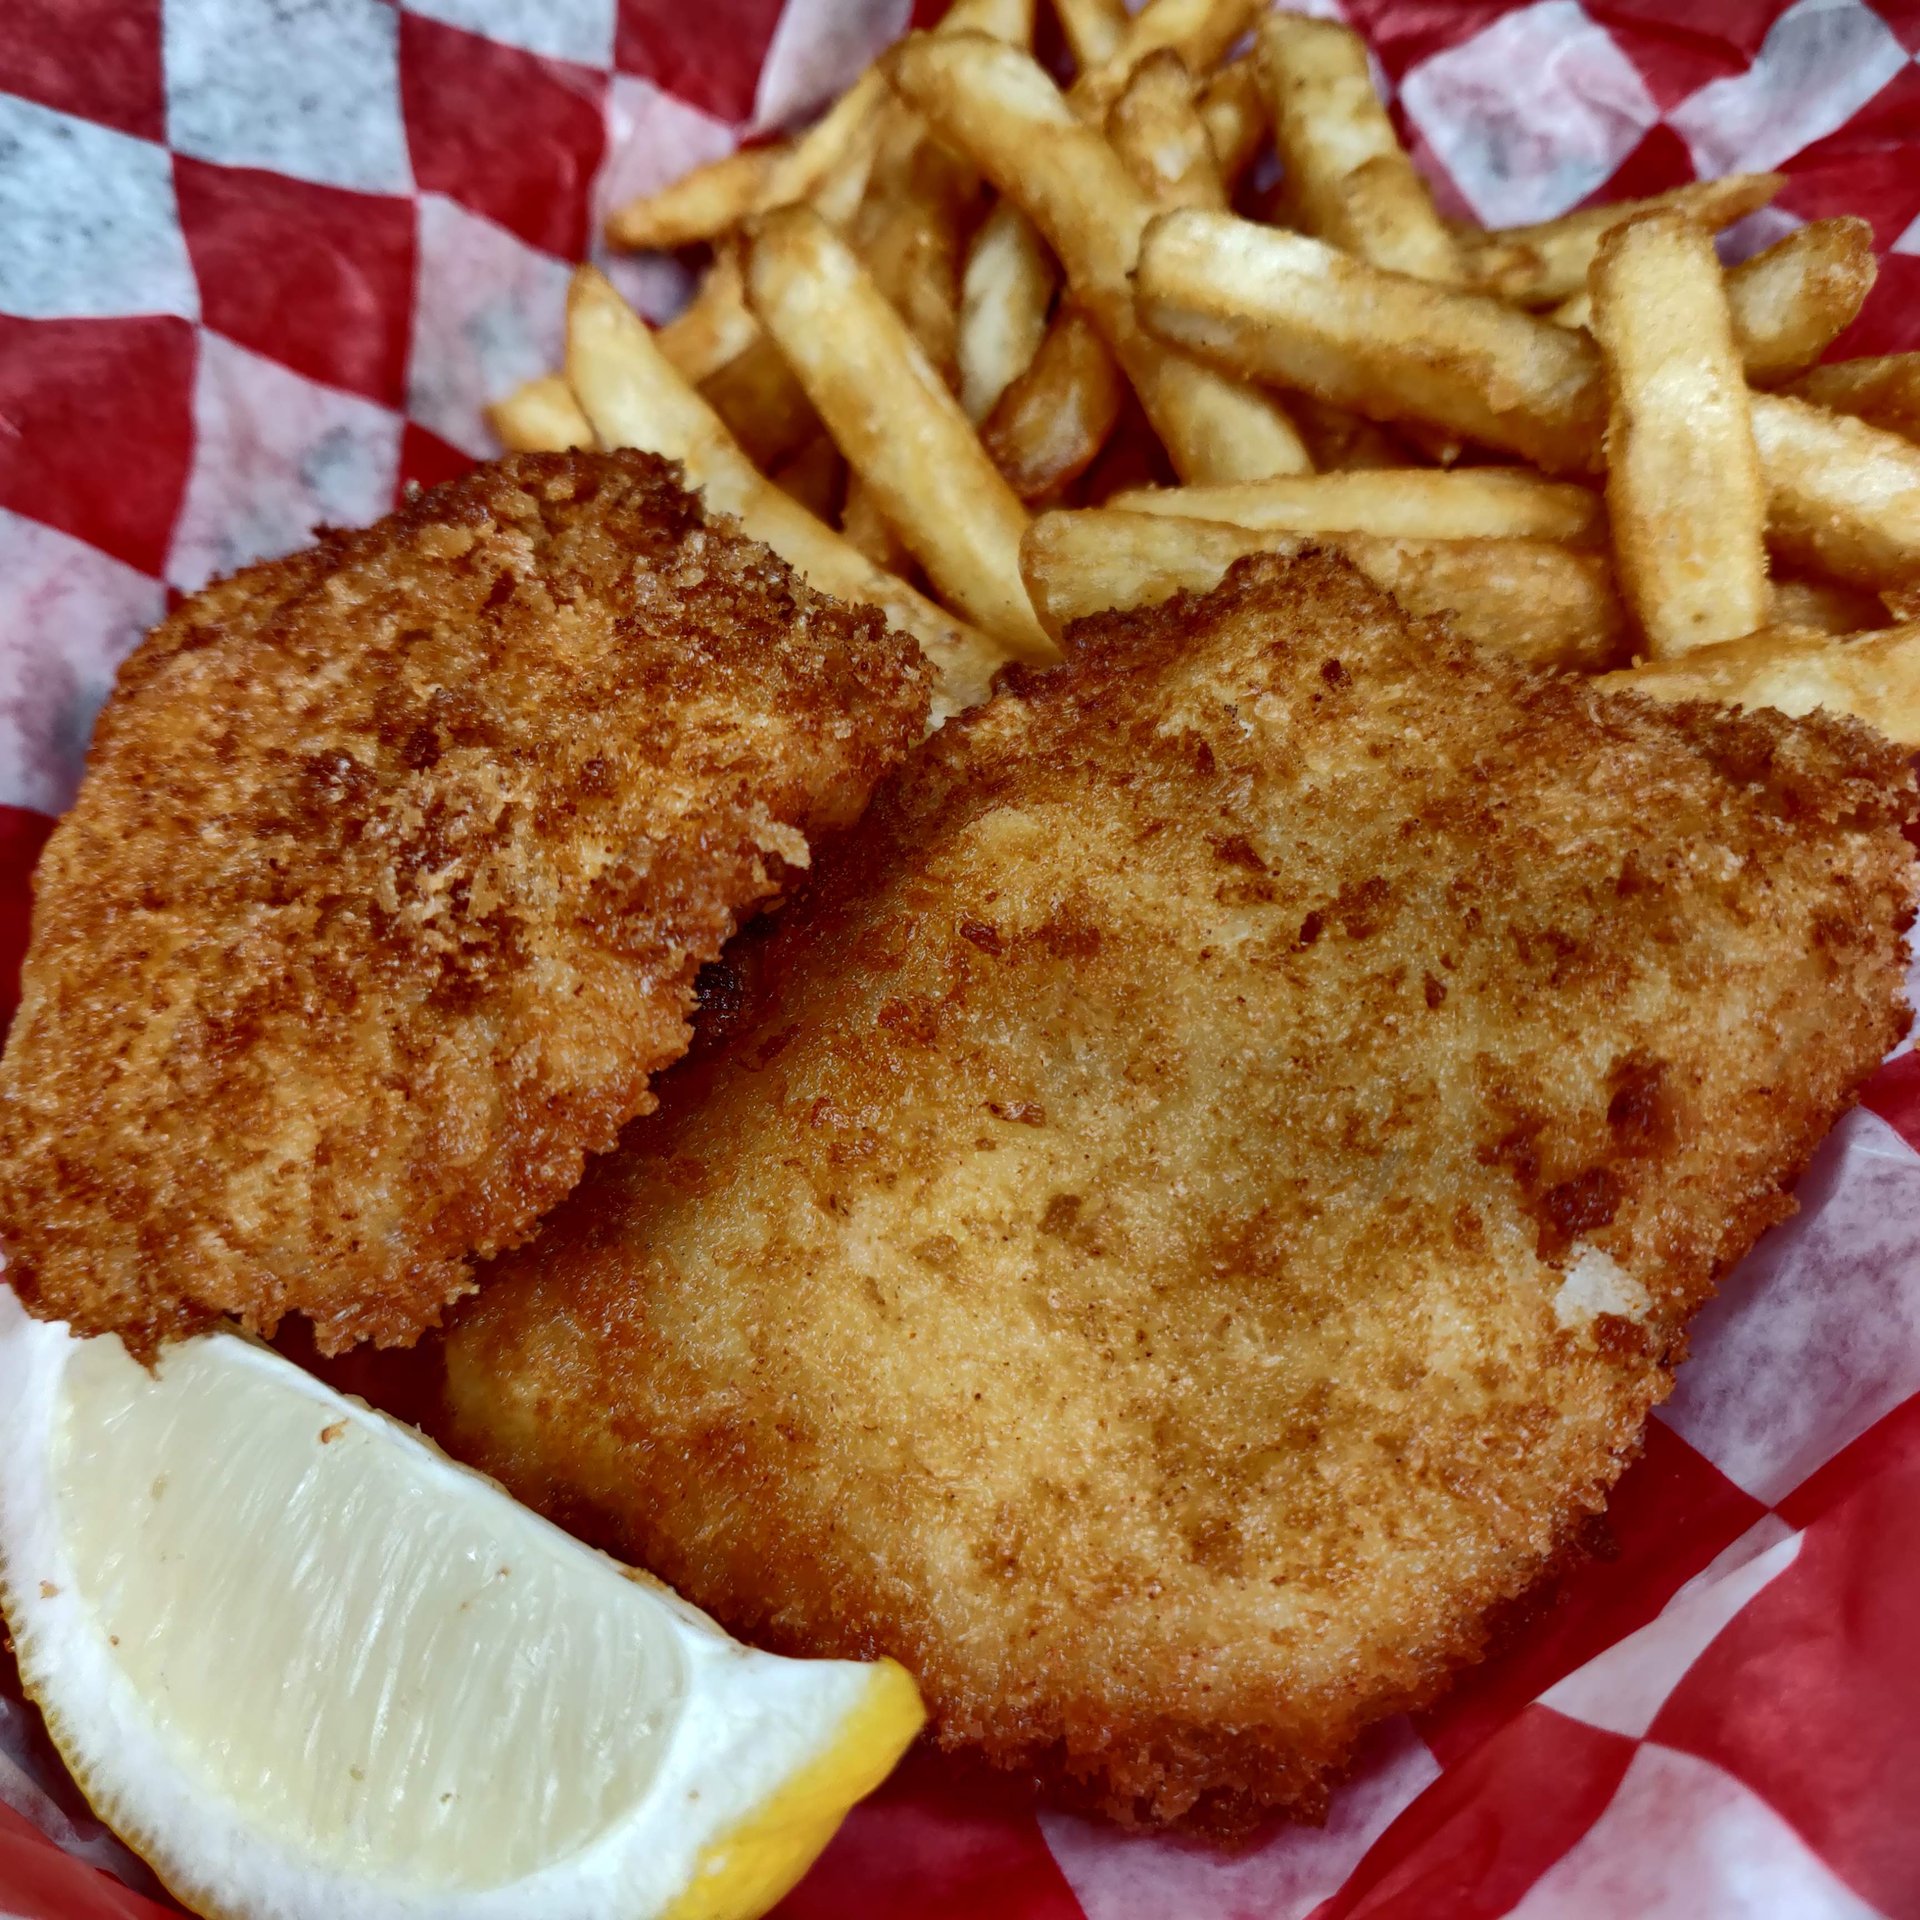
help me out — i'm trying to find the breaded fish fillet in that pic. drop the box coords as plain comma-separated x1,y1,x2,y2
0,451,929,1355
442,552,1914,1831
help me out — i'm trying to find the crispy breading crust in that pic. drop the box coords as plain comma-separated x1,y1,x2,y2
0,451,930,1355
441,552,1914,1831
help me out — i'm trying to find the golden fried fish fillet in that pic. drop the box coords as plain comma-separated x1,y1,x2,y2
0,450,929,1356
441,551,1914,1831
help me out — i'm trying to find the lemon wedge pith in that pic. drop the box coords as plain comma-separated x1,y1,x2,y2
0,1289,922,1920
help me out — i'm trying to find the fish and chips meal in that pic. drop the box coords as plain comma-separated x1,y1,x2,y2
2,0,1919,1914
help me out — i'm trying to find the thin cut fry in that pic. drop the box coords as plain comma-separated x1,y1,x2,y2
487,374,595,453
1072,0,1262,117
1749,392,1920,590
958,201,1058,422
1020,509,1625,666
653,248,759,386
1597,622,1920,746
1197,56,1266,189
606,69,888,251
983,306,1127,500
888,33,1313,481
1589,211,1768,656
851,102,978,384
697,333,819,469
1135,209,1604,471
1052,0,1128,70
1728,218,1877,383
746,205,1053,655
1256,14,1464,284
1455,173,1787,307
1768,576,1889,635
1784,355,1920,444
566,265,1008,717
1107,468,1604,543
1106,51,1226,213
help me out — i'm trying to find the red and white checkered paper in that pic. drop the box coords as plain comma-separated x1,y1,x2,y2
3,1,1920,1914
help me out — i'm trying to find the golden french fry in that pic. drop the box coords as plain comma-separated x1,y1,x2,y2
958,201,1058,422
1107,467,1604,543
841,472,912,572
1256,13,1464,285
1071,0,1262,117
941,0,1038,41
888,33,1313,481
1339,531,1627,669
1052,0,1128,69
746,205,1053,655
1768,575,1890,635
1135,209,1605,472
1197,56,1266,190
603,145,780,253
1589,211,1768,656
1454,173,1786,307
487,374,595,453
851,103,978,384
1750,392,1920,591
1106,50,1226,213
1020,509,1625,666
1729,218,1877,383
1598,621,1920,745
697,333,819,469
1784,355,1920,444
606,70,887,251
653,248,760,387
566,265,1008,718
770,432,845,522
982,305,1128,500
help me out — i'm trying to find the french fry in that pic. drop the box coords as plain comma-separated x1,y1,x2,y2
1589,211,1768,656
1597,622,1920,745
487,374,595,453
982,306,1128,500
850,102,978,384
1453,172,1786,308
958,201,1058,422
653,248,759,386
1340,531,1627,669
1550,290,1591,330
1196,56,1266,190
888,33,1313,481
1135,209,1605,472
1784,355,1920,444
1106,468,1604,543
566,265,1009,718
841,473,912,572
1106,51,1226,213
1749,392,1920,590
746,205,1053,655
1052,0,1128,70
942,0,1038,41
770,432,844,521
606,70,887,251
1768,575,1890,635
1020,510,1626,666
1071,0,1262,117
1256,14,1465,285
697,333,819,469
1728,218,1877,383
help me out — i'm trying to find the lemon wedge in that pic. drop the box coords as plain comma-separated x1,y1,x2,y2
0,1289,922,1920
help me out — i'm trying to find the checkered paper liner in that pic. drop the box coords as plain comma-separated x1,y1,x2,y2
3,0,1920,1914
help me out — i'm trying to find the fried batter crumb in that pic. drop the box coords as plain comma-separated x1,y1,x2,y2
0,450,930,1355
441,551,1914,1831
